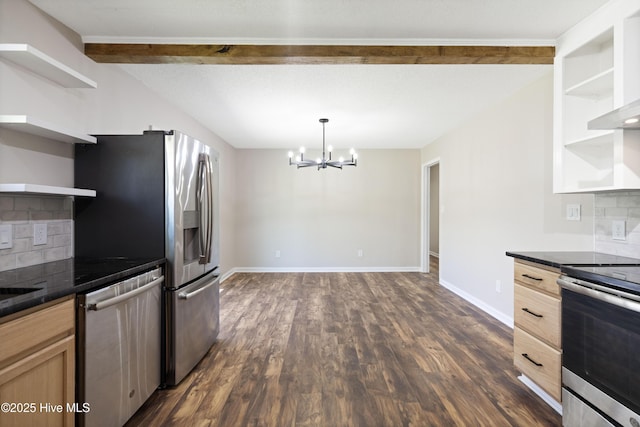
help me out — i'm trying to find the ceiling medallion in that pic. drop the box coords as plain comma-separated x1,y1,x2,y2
288,118,357,170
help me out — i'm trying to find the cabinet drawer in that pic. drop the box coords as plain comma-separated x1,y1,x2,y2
0,298,74,367
514,261,560,296
514,327,561,402
514,284,561,348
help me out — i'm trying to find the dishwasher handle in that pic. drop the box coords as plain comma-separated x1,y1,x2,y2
178,277,218,300
88,275,164,311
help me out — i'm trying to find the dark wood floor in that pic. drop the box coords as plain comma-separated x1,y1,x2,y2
126,258,560,426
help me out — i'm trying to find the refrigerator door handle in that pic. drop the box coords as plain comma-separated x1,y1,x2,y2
197,153,213,264
178,277,218,300
205,154,214,264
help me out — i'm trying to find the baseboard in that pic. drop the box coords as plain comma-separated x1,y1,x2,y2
518,375,562,415
220,266,421,281
232,266,422,273
219,268,238,284
439,278,514,328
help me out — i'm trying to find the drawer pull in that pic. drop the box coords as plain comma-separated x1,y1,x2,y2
522,307,543,318
522,353,543,367
522,274,543,281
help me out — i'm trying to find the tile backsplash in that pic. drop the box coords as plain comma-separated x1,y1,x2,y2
595,190,640,258
0,195,73,272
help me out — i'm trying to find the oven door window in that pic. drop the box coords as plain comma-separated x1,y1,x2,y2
563,288,640,414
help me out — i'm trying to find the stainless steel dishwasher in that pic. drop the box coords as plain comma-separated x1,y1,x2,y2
77,267,163,427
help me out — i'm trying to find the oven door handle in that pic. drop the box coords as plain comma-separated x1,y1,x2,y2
558,277,640,313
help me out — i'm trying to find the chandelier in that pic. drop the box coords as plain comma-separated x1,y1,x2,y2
288,118,358,169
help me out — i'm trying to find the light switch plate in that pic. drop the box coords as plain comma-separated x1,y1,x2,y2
0,224,12,249
566,204,581,221
612,220,626,241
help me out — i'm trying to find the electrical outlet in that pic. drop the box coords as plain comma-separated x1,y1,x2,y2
275,250,281,258
495,280,502,293
612,220,626,241
33,223,47,246
357,249,363,257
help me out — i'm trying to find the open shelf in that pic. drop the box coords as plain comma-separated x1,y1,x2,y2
564,67,614,99
0,43,97,89
564,130,614,147
0,184,96,197
0,115,96,144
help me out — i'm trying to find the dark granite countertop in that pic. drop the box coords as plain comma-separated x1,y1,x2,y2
506,251,640,269
0,257,165,318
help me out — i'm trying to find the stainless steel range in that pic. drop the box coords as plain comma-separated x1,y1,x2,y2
558,266,640,427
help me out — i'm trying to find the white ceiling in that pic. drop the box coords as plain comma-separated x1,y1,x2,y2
30,0,610,150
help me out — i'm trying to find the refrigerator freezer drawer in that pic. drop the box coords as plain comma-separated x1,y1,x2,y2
165,269,219,386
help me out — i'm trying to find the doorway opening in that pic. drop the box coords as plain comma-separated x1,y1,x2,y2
421,159,440,274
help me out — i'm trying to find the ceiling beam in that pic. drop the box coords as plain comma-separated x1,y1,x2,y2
84,44,555,65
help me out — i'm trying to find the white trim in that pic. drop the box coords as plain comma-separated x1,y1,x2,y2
219,268,238,284
81,36,556,46
518,375,563,415
421,158,440,274
439,278,514,328
229,266,421,274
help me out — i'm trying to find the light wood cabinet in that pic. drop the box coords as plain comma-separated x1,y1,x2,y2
513,260,562,402
0,297,75,427
514,328,562,400
553,0,640,192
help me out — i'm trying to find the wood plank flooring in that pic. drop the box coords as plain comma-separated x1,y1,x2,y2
126,258,561,426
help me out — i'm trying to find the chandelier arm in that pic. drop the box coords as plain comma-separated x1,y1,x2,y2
328,160,356,167
294,161,317,168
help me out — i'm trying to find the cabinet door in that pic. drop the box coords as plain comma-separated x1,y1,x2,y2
0,335,75,427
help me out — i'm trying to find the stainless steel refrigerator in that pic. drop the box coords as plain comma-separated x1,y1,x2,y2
75,130,220,386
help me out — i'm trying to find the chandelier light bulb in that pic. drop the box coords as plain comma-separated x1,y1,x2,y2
299,147,305,154
353,153,358,160
316,158,322,164
328,145,333,152
349,148,355,155
295,155,301,162
339,156,344,162
288,151,293,158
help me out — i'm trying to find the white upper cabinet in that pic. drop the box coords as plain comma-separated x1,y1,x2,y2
553,0,640,193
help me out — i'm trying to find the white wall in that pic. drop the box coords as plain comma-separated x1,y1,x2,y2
421,72,594,324
0,0,237,275
234,149,421,270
